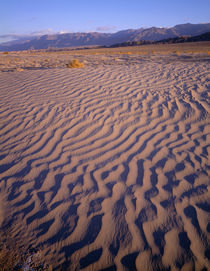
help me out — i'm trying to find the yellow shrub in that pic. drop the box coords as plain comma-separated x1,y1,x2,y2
66,59,84,68
16,68,24,72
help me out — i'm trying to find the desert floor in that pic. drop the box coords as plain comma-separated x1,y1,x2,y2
0,43,210,270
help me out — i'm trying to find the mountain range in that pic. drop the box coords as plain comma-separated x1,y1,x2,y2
109,31,210,48
1,23,210,51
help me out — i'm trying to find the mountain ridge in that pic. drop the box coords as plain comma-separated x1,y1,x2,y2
1,23,210,51
108,32,210,48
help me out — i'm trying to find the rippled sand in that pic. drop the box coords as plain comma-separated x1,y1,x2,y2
0,49,210,270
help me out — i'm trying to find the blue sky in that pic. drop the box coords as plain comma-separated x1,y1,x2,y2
1,0,210,42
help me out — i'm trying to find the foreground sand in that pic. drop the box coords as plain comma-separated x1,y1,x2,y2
0,46,210,270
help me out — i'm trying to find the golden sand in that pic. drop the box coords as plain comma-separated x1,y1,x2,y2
0,44,209,270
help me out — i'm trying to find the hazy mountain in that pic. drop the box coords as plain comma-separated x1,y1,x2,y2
156,31,210,44
109,32,210,48
0,23,210,51
173,23,210,36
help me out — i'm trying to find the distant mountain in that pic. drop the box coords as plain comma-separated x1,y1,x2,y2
173,23,210,36
108,31,210,48
0,23,210,51
156,31,210,44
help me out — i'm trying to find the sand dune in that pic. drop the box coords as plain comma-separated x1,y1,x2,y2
0,49,209,270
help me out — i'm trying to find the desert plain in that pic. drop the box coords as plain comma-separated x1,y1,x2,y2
0,42,210,270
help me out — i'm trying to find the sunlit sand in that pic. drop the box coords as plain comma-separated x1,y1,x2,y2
0,43,209,270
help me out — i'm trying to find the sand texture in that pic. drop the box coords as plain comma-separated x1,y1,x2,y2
0,48,210,270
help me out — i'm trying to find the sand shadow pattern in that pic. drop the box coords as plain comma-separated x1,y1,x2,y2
0,62,209,270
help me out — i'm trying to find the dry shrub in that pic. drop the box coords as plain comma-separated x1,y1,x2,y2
3,52,8,55
16,68,24,72
117,51,131,55
66,59,84,68
176,51,181,56
137,51,147,55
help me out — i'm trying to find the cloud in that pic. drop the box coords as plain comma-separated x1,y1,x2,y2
0,29,54,39
31,29,55,36
0,34,26,44
0,29,57,44
0,34,21,39
0,29,56,44
96,25,116,32
28,17,38,22
58,30,69,34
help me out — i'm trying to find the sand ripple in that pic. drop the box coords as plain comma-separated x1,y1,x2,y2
0,60,209,270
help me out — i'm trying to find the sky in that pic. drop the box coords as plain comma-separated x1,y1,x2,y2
0,0,210,42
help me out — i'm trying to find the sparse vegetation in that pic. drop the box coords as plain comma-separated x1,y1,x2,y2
3,52,8,55
66,59,85,68
0,42,210,72
16,68,24,72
